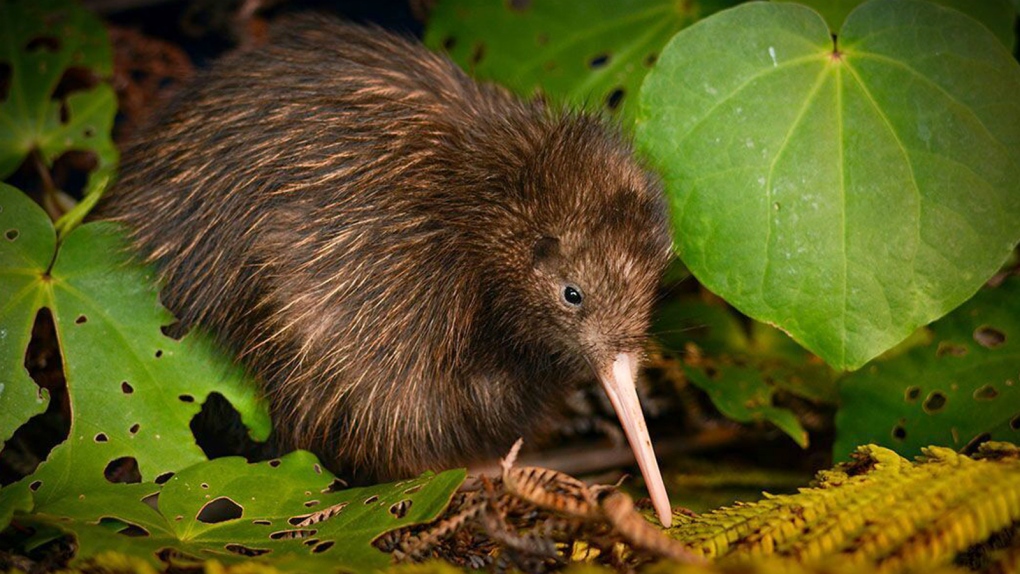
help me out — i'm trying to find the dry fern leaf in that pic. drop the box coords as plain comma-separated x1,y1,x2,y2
668,442,1020,572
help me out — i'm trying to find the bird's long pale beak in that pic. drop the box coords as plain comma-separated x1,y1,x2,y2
598,352,672,527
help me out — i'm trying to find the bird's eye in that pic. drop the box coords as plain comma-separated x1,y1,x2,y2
562,285,583,306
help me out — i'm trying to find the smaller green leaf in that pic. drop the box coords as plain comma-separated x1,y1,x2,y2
834,276,1020,460
685,364,809,448
24,453,465,573
654,296,836,446
0,0,118,198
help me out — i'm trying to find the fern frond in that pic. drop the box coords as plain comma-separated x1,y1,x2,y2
668,442,1020,572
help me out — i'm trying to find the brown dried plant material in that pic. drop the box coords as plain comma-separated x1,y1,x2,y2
108,25,194,141
378,440,702,572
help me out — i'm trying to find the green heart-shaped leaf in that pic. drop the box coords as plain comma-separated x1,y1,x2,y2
0,0,117,198
637,0,1020,370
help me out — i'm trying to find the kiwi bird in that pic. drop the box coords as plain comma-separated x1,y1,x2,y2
97,16,675,526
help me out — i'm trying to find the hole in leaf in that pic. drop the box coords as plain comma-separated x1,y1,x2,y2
178,394,194,403
253,519,272,526
922,391,947,414
470,42,486,66
160,321,186,340
962,432,992,454
507,0,531,11
442,35,456,51
48,150,96,199
605,87,625,111
74,315,87,325
404,484,423,495
936,341,968,357
364,495,379,505
29,481,42,491
155,349,164,358
118,523,149,537
200,483,209,489
154,472,174,485
0,62,10,100
644,53,658,67
588,53,610,69
225,543,270,557
98,517,149,537
142,492,159,510
129,423,140,435
292,501,348,527
157,548,203,563
5,229,18,241
0,309,70,485
196,497,243,523
312,540,334,554
269,459,281,468
26,36,61,53
313,463,322,474
904,386,920,402
389,499,412,519
270,529,315,540
190,392,269,461
104,457,141,484
94,433,108,443
974,326,1006,349
52,66,98,103
322,478,348,493
304,538,320,546
121,381,134,394
891,423,907,441
304,500,319,507
1011,414,1019,431
973,384,998,400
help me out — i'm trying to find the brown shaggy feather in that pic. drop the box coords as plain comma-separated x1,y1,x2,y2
96,15,672,482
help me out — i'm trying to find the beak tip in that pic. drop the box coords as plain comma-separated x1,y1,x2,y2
600,352,673,529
